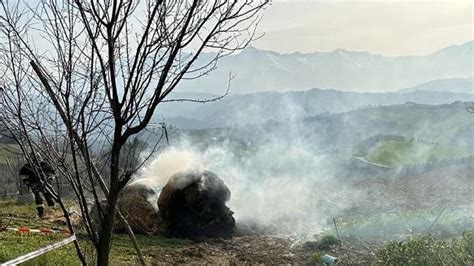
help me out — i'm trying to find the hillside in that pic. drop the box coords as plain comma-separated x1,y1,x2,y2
180,101,474,150
362,138,472,167
158,88,474,129
400,77,473,94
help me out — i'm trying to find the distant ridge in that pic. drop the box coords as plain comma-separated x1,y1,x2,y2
178,41,473,93
399,77,473,94
159,83,474,129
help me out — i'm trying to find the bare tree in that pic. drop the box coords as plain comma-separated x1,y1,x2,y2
0,0,268,265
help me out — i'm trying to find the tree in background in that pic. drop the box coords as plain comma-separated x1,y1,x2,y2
0,0,268,264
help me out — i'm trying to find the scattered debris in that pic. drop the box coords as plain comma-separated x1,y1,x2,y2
321,254,339,265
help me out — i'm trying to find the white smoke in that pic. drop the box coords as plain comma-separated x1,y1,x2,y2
129,96,369,237
132,138,363,237
131,147,204,188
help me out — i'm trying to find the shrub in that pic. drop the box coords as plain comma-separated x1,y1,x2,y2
375,231,474,265
307,251,323,265
303,234,341,251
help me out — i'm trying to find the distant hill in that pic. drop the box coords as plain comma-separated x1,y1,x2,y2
361,137,472,167
173,102,474,183
304,102,474,149
177,41,473,93
180,101,474,153
399,77,473,94
158,87,474,129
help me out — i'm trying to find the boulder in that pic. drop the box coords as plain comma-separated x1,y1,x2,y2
158,170,235,238
116,182,162,234
89,182,162,235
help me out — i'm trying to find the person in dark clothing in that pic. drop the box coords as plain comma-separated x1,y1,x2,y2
19,153,56,218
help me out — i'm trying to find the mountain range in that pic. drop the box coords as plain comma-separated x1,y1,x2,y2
178,41,473,93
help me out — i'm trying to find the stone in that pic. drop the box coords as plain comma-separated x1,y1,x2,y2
116,182,162,234
89,181,162,235
158,170,235,238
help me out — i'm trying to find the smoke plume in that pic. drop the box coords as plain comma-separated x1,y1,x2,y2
132,138,363,237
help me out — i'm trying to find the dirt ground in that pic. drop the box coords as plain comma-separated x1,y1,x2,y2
353,163,474,213
150,235,304,265
148,234,377,265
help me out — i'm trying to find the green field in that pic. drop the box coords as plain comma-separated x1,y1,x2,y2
364,139,472,167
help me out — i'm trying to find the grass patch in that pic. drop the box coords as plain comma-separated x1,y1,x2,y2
303,234,341,251
375,230,474,265
365,139,471,167
0,231,82,265
330,209,474,242
0,200,192,264
0,143,21,163
307,251,323,265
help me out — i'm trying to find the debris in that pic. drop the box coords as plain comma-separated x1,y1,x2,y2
320,254,339,265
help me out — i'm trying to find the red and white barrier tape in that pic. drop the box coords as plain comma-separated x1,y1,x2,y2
5,226,70,235
1,234,76,265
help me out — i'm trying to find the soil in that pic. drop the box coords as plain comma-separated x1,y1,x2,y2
147,234,382,265
152,235,305,265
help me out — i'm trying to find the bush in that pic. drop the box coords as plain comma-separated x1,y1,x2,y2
375,230,474,265
307,251,323,265
303,235,341,251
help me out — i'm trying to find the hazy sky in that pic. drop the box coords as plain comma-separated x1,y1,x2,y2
253,0,473,56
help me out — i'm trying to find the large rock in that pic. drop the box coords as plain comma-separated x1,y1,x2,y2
89,181,162,235
116,182,162,234
158,170,235,238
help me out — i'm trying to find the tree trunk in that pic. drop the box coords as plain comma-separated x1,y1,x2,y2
96,141,122,266
96,188,120,265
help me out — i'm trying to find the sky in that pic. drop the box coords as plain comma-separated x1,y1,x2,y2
253,0,473,56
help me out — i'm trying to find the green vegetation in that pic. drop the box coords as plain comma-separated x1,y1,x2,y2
0,200,191,265
329,209,474,242
356,103,473,143
304,235,341,265
364,139,471,167
0,231,80,265
0,143,21,163
303,234,341,251
375,231,474,265
0,230,191,265
307,251,323,265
